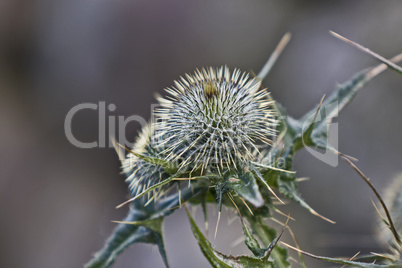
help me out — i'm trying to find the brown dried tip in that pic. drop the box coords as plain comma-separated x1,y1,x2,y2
203,80,219,99
330,31,402,75
342,156,401,245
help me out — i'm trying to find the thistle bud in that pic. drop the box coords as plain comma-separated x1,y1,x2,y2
122,124,170,199
154,66,276,174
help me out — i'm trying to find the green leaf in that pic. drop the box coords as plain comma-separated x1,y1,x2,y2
278,176,335,224
299,60,401,154
86,182,209,268
240,217,286,261
257,63,395,222
241,219,266,258
269,60,399,160
185,207,276,268
247,217,290,268
303,71,368,151
226,170,264,208
84,204,168,268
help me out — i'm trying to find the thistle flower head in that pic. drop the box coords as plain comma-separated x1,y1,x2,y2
155,66,276,173
122,123,170,199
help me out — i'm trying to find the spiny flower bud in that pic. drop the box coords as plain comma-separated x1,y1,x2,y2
154,66,276,174
122,123,170,199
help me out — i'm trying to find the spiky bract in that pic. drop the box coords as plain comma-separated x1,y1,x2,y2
155,66,276,174
122,124,170,199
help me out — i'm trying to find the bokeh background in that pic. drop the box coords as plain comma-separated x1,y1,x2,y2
1,0,402,267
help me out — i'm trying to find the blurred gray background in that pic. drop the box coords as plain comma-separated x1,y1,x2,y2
1,0,402,267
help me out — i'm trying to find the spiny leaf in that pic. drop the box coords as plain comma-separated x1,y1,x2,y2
278,178,335,224
241,219,266,258
299,95,326,147
247,216,290,268
226,170,264,208
85,205,168,268
241,215,288,260
250,165,284,204
185,206,276,268
86,182,209,268
300,53,402,153
260,130,334,223
261,54,402,224
259,144,331,224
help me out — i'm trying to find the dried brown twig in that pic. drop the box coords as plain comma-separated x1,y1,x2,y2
330,31,402,75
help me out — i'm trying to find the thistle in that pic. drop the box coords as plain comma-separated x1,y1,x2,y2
154,66,277,174
86,32,402,268
114,67,279,212
121,123,171,200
